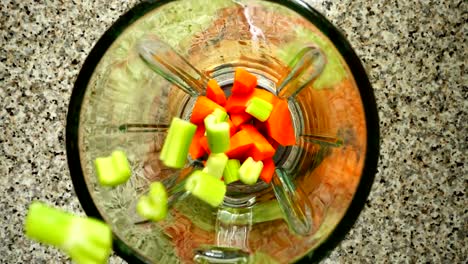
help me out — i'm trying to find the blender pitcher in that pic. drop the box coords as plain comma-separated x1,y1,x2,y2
66,0,379,263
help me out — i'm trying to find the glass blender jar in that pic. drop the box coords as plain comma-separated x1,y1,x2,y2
66,0,379,263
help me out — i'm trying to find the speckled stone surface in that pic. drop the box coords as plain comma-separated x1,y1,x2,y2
0,0,466,263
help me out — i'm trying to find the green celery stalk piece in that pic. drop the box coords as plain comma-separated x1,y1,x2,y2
203,113,217,127
136,182,168,222
185,170,226,207
239,157,264,185
212,108,229,122
25,201,73,247
204,111,230,153
95,150,131,186
160,117,197,168
223,159,241,184
245,97,273,122
25,202,112,264
203,153,229,179
205,122,230,153
160,118,177,161
148,182,168,221
65,217,112,264
110,150,131,184
148,181,168,205
94,156,117,187
136,196,158,221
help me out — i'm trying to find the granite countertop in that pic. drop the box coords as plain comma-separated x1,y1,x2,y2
1,0,466,263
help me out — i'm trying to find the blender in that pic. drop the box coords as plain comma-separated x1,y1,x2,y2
66,0,379,263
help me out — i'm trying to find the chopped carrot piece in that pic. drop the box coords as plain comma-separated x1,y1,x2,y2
230,112,252,127
199,136,210,154
231,68,257,95
260,158,275,184
225,130,254,160
240,124,275,161
206,79,226,106
189,125,206,160
265,99,296,146
227,118,237,136
226,89,277,115
225,93,251,113
190,96,225,124
253,88,278,105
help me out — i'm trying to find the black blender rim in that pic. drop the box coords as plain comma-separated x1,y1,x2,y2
65,0,379,263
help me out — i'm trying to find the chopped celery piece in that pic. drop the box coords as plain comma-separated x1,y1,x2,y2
66,217,112,264
111,150,131,179
25,202,112,264
136,196,158,221
203,153,229,179
205,116,230,153
212,108,229,122
136,182,168,222
25,202,73,247
204,110,230,153
94,156,116,186
204,113,217,127
223,159,241,184
148,181,168,205
206,122,230,153
94,150,131,187
239,157,264,185
185,170,226,207
245,97,273,122
160,118,176,161
160,117,197,168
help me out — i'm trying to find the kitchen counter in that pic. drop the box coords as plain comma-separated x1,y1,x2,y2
1,0,465,263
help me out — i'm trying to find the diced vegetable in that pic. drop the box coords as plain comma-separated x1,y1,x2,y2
136,182,168,222
225,93,251,113
189,125,207,160
160,118,175,160
231,68,257,95
259,158,275,184
240,124,276,161
238,157,264,185
190,96,225,124
230,112,252,127
206,79,226,105
223,159,241,184
25,202,112,264
199,135,210,154
265,99,296,146
204,113,230,153
94,150,131,187
160,117,197,168
203,153,229,179
246,97,273,122
227,118,237,136
212,108,229,122
225,88,276,114
252,88,278,105
25,202,73,248
185,170,226,207
225,130,254,160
